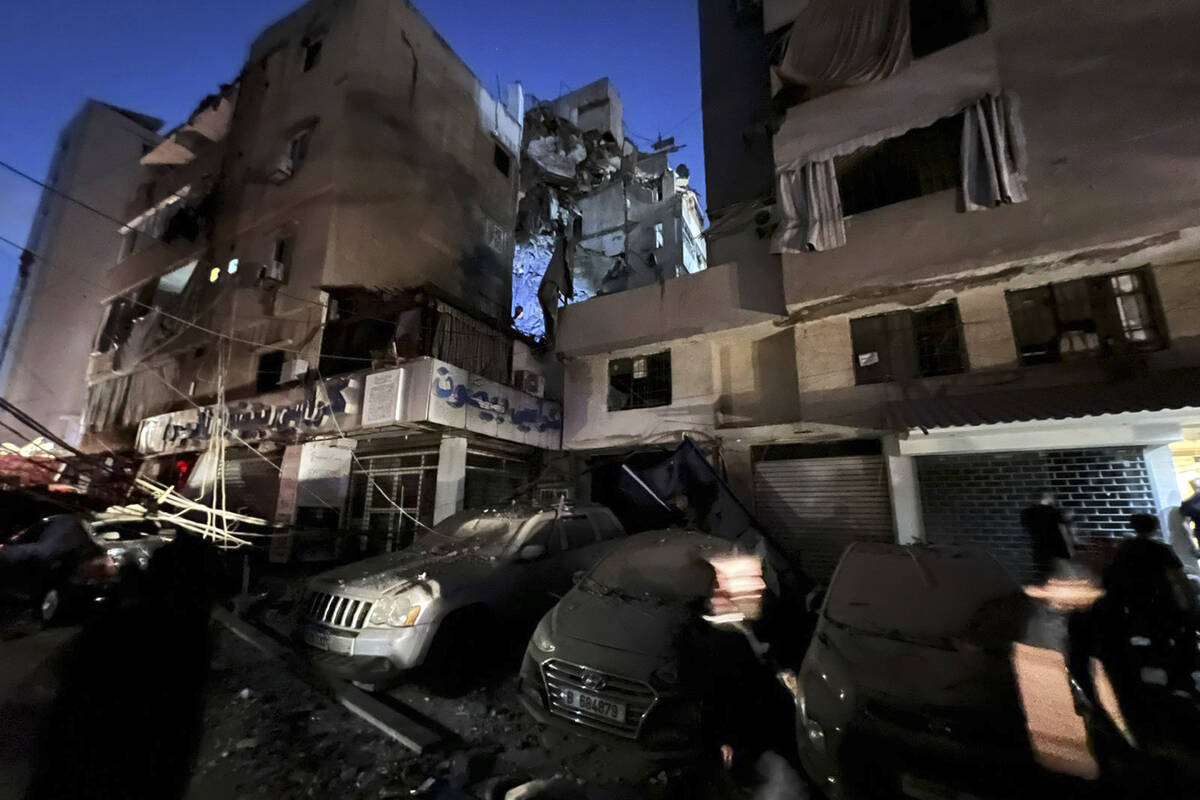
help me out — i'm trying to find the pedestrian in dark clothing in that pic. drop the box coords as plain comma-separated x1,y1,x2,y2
1181,477,1200,532
1104,514,1192,620
1020,492,1075,583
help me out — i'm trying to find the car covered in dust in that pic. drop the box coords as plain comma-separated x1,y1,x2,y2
519,530,795,759
796,542,1039,799
299,504,626,687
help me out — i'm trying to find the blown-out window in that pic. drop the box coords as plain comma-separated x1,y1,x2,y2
1006,269,1165,366
608,351,672,410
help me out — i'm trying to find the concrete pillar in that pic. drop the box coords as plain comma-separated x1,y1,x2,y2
433,435,468,524
721,442,757,514
884,436,925,544
1145,443,1183,532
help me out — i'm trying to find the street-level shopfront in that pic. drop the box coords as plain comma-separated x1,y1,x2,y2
134,357,562,556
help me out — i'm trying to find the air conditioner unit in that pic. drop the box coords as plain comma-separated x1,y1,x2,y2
513,369,544,398
281,358,308,383
259,260,287,284
266,155,294,184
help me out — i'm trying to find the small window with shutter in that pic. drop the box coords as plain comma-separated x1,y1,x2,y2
851,302,965,384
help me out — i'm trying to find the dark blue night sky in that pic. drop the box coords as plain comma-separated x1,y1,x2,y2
0,0,705,315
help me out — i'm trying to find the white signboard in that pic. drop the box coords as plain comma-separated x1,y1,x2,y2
361,368,406,427
426,360,562,450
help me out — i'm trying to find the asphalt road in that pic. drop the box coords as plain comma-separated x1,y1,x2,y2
0,622,79,799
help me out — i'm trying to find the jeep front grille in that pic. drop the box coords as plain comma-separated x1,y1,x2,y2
304,591,372,631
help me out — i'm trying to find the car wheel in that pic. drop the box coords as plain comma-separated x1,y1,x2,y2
39,586,62,626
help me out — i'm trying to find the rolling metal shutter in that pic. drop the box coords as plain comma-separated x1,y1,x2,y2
753,455,895,582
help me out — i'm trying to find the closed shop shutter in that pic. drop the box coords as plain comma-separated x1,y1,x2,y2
917,447,1156,583
753,455,895,582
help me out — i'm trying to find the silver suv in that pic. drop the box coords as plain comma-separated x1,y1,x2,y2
299,504,625,687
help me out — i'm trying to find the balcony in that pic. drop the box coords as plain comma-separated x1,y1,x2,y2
556,259,787,357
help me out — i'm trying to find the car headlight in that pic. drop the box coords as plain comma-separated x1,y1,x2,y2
368,597,394,626
387,601,421,628
652,661,680,686
804,716,827,752
531,615,556,652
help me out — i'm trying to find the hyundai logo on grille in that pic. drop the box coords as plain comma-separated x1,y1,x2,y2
582,671,607,691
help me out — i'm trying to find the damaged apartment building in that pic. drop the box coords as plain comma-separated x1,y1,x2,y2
511,79,707,339
81,0,561,553
552,0,1200,583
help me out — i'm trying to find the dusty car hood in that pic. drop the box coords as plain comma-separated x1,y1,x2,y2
309,547,498,598
553,587,693,659
822,621,1018,712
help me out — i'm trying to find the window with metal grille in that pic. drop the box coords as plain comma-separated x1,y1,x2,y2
465,450,531,508
608,351,672,410
1005,268,1165,366
851,302,965,385
347,450,438,552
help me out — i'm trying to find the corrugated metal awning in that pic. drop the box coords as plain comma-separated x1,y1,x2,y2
885,368,1200,431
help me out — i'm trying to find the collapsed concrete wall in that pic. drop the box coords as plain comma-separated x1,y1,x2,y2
513,80,707,341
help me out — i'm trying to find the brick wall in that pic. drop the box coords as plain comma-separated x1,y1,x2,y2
917,447,1156,582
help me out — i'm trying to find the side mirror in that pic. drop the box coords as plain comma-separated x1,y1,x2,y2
806,587,827,614
572,570,586,585
519,544,547,561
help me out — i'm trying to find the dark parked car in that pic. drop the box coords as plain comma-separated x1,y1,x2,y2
795,542,1042,799
89,516,177,570
300,504,627,687
519,530,792,760
0,514,116,624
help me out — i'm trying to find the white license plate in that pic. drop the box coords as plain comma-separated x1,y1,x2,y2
303,625,354,655
561,687,626,723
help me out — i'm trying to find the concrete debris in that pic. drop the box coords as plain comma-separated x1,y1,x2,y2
513,80,707,340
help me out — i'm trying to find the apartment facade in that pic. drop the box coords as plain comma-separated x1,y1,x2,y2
556,0,1200,582
82,0,555,552
0,101,161,445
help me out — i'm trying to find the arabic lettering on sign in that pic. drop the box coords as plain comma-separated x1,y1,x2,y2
137,375,361,455
432,366,562,433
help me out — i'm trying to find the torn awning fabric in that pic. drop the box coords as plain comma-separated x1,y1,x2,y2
774,0,912,89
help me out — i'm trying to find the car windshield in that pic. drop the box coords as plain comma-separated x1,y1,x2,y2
409,509,528,557
582,533,727,602
825,546,1026,646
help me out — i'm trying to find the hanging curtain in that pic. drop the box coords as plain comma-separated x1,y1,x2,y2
774,161,846,253
960,91,1028,211
775,0,912,89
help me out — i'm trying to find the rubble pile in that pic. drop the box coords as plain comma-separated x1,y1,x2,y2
512,95,702,341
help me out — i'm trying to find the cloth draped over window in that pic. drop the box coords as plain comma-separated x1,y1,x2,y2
960,92,1028,211
774,90,1027,252
775,0,912,88
774,160,846,253
430,300,511,385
